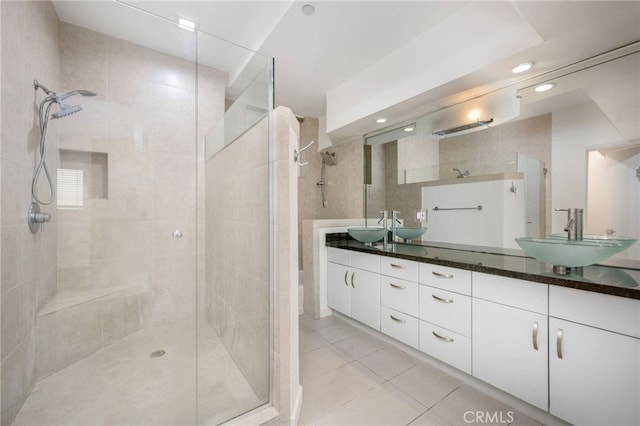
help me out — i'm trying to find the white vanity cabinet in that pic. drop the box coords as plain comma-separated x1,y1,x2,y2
380,257,420,348
548,286,640,426
418,264,472,373
327,248,381,330
472,273,549,410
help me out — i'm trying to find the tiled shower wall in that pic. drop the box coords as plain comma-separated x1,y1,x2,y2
54,22,226,326
205,106,301,422
1,2,60,424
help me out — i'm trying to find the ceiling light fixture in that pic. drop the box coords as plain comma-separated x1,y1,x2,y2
403,126,414,132
534,82,556,92
302,4,315,15
376,118,387,124
433,118,494,137
467,109,481,121
512,61,534,74
178,17,197,32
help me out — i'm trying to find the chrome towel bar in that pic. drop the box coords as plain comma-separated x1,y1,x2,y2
433,205,483,211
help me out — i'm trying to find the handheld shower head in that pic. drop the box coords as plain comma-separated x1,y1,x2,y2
51,103,83,119
56,89,97,102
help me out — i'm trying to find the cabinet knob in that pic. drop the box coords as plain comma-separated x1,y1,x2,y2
432,271,453,279
532,322,539,351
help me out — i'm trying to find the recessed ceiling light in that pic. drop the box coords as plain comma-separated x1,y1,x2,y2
302,4,315,15
403,127,414,132
178,17,197,32
376,118,387,124
512,61,534,74
534,82,556,92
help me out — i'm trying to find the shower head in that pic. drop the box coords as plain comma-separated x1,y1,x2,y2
51,103,83,119
56,89,97,102
320,151,337,166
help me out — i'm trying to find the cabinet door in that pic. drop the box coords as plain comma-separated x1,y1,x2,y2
549,318,640,426
473,298,548,410
327,262,351,316
351,268,381,330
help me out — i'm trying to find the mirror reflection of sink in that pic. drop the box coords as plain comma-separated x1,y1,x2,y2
548,233,637,251
348,227,387,246
515,237,633,269
395,227,427,242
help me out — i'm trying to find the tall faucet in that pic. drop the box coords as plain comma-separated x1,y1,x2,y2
391,210,401,242
555,208,583,240
378,210,388,246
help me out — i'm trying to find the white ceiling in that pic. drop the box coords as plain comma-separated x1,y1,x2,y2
52,1,640,129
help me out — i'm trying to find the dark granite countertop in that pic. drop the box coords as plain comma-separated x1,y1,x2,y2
325,234,640,300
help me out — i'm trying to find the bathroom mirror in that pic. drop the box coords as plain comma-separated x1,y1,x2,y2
363,46,640,258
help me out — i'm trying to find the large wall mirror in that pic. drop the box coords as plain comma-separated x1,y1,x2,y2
363,44,639,260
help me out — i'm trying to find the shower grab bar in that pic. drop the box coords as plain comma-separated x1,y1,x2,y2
293,140,315,166
432,205,483,211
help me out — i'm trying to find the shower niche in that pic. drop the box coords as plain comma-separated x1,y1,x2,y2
57,149,108,208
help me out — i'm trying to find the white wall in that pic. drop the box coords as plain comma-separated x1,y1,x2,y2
551,100,628,233
422,179,525,249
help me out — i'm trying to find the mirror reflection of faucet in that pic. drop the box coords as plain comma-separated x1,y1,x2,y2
554,208,584,241
453,168,469,178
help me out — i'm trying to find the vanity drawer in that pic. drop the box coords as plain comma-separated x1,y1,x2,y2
381,306,419,349
419,321,471,374
473,272,547,315
419,264,471,295
327,247,350,266
419,285,471,337
550,286,640,338
381,277,419,317
351,251,380,273
381,257,418,282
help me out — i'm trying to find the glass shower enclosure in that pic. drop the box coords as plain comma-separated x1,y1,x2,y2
1,2,273,425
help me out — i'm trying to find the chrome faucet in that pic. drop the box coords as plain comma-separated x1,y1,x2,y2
555,208,583,240
453,168,469,178
378,210,388,246
391,210,401,242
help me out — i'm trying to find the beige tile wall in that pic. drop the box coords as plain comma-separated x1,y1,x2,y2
205,106,301,424
55,23,208,328
297,127,364,270
1,2,60,424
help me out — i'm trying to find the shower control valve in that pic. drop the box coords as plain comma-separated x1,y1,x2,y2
28,202,51,234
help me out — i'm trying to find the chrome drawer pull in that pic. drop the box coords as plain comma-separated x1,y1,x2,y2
432,294,454,303
532,322,539,351
432,271,453,279
344,270,349,286
350,272,355,288
390,314,406,324
557,328,564,359
432,331,454,343
390,282,406,290
390,263,406,269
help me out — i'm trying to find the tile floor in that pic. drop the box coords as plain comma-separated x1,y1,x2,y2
299,314,542,426
12,318,263,426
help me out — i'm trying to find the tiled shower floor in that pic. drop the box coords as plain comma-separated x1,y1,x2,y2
12,319,262,426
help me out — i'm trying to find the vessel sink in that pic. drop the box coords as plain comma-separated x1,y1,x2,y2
395,227,427,241
515,237,630,268
548,233,637,251
348,227,387,246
